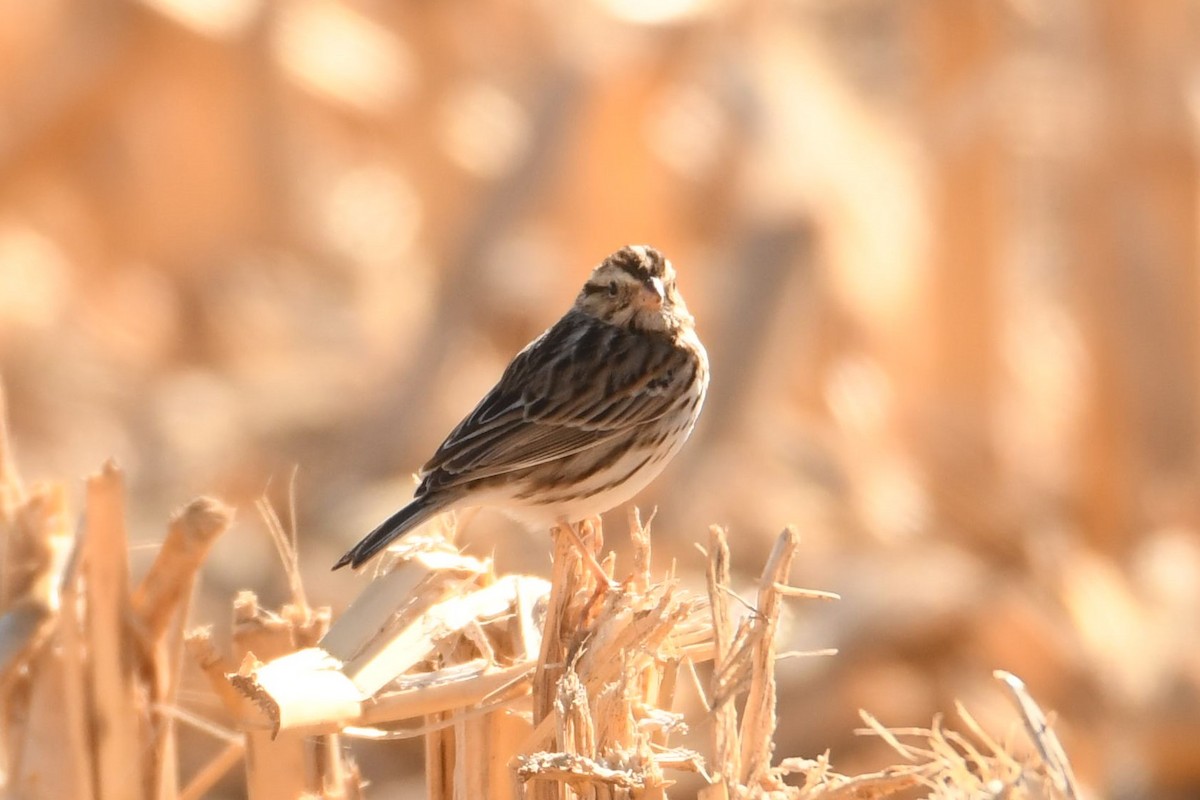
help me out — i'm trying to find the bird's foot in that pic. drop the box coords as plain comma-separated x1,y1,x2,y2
555,520,616,592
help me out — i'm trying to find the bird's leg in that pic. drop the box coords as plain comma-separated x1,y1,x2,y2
579,514,604,553
572,519,617,620
556,518,614,590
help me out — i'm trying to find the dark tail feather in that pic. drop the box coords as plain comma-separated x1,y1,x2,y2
333,495,442,570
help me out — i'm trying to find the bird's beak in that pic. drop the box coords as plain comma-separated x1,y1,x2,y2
640,277,666,310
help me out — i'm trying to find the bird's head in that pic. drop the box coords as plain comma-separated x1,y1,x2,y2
574,245,692,332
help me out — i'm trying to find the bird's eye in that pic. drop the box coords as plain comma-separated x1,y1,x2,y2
607,280,619,296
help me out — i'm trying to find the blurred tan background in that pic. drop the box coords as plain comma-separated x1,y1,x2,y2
2,0,1199,797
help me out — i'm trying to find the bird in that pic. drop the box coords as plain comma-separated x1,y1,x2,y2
334,244,709,571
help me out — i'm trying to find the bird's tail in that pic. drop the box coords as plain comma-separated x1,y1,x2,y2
333,494,443,570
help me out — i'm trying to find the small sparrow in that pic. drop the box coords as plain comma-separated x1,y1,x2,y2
334,245,709,570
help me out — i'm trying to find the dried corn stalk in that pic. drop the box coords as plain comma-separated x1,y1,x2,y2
0,384,234,800
516,512,711,800
216,502,1082,800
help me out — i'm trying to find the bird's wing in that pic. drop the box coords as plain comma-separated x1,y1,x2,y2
419,314,697,488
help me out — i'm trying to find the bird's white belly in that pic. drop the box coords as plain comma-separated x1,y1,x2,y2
490,411,701,529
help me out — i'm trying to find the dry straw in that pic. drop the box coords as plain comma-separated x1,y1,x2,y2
0,383,1078,799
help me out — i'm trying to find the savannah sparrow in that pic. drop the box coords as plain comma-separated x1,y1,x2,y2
334,245,709,570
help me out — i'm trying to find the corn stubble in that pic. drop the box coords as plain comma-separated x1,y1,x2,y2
0,394,1078,799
